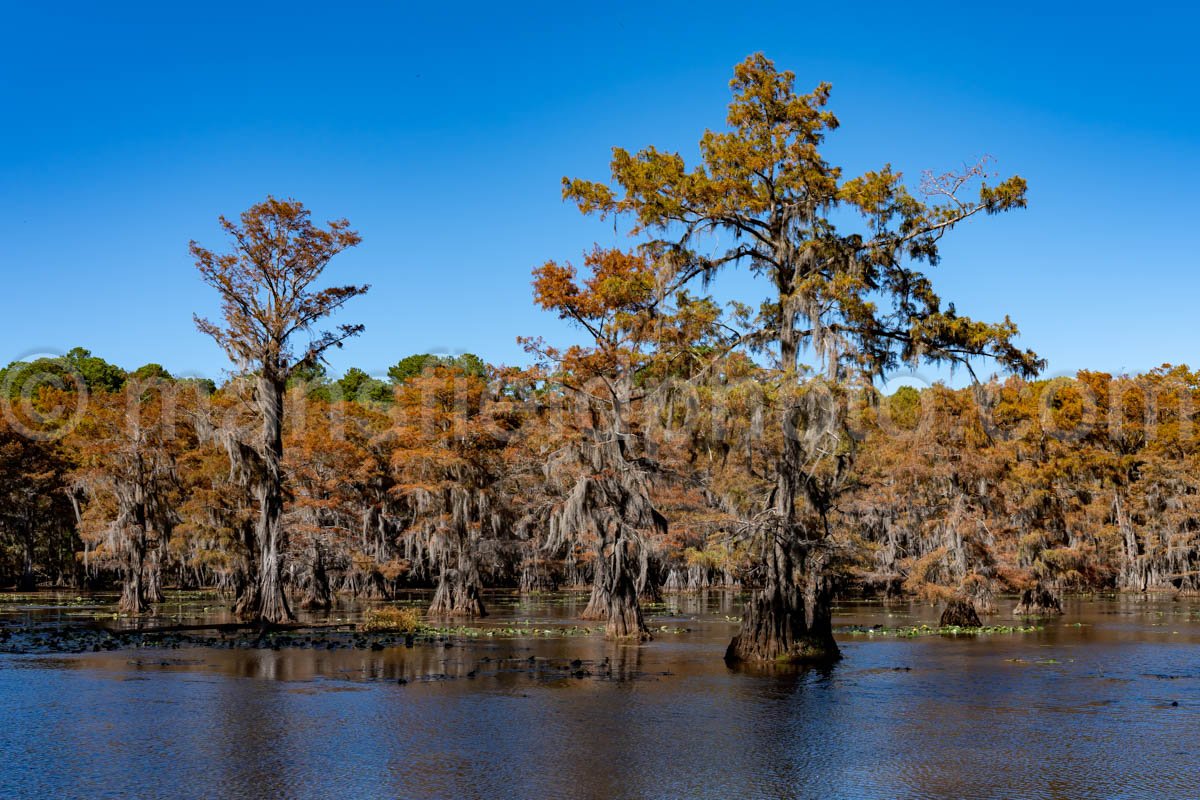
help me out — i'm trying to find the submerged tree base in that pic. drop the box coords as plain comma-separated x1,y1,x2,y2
1014,585,1063,617
299,596,333,611
233,589,296,625
724,632,840,665
724,565,839,665
580,564,653,640
724,591,839,665
579,590,607,621
940,598,983,627
605,606,653,641
429,572,487,618
428,599,487,618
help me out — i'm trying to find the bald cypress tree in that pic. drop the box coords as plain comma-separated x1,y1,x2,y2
564,54,1041,662
191,197,366,623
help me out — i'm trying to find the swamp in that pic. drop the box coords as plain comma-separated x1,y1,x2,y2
2,590,1198,799
3,6,1198,798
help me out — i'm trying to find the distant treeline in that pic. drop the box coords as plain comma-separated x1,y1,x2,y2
4,351,1197,616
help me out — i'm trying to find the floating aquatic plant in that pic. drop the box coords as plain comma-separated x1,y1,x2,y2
425,624,603,639
840,623,1041,638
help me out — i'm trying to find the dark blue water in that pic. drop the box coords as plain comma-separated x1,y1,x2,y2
2,594,1199,799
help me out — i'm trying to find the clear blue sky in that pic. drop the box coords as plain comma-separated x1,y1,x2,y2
2,2,1197,386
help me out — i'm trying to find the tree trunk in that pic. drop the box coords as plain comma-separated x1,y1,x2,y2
235,376,293,623
429,566,486,617
663,568,685,593
726,537,837,663
143,537,165,604
519,559,557,593
727,425,839,664
300,543,333,611
1014,584,1063,616
940,597,982,627
1116,492,1146,591
580,554,608,620
119,536,148,615
18,528,36,592
255,524,291,622
604,553,650,640
638,553,661,604
581,532,651,639
232,566,255,616
727,262,841,664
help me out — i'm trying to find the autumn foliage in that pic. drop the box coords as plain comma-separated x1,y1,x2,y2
4,56,1191,669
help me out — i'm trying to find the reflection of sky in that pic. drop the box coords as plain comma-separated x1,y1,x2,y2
2,593,1199,798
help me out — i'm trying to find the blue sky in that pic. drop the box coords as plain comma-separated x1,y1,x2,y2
2,2,1197,386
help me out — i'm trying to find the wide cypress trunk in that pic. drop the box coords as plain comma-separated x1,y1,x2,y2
119,535,148,615
299,542,332,611
143,537,165,604
561,385,657,640
726,536,836,663
429,566,486,617
603,557,650,640
580,555,609,621
251,484,291,622
638,555,662,604
1014,584,1063,616
235,376,293,624
940,597,982,627
726,389,839,664
519,559,557,593
663,568,685,593
1115,493,1146,591
232,548,256,616
581,531,651,640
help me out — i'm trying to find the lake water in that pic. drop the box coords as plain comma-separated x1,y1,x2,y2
2,592,1199,799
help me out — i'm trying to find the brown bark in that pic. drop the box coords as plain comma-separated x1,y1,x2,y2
663,568,685,593
1115,492,1146,591
299,542,332,611
638,554,662,604
580,566,608,621
1014,584,1063,616
519,559,557,593
603,559,650,640
726,246,841,664
726,537,837,663
143,538,165,604
580,530,651,639
727,369,840,663
429,566,486,617
940,597,982,627
235,376,293,623
119,535,148,615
